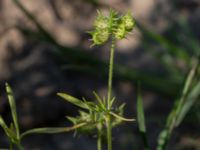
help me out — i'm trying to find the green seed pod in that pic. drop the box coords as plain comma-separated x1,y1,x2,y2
114,23,127,40
90,9,135,45
121,12,135,31
94,11,109,30
92,29,109,45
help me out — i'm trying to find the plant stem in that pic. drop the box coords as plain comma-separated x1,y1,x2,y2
107,39,115,108
10,142,13,150
106,39,116,150
97,125,102,150
16,142,24,150
106,115,112,150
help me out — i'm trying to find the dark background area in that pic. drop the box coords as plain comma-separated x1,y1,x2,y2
0,0,200,149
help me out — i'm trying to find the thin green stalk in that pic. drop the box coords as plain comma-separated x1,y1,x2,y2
107,39,116,108
106,39,116,150
97,133,102,150
9,142,13,150
106,115,112,150
16,142,24,150
97,125,102,150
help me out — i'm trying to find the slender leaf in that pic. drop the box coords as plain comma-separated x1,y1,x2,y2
0,116,8,130
0,116,17,143
93,91,105,109
57,93,89,109
157,59,199,150
137,87,150,150
109,112,135,122
21,123,86,139
137,89,146,132
157,129,170,150
5,83,20,140
176,80,200,126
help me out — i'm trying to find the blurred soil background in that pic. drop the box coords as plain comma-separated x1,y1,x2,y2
0,0,200,149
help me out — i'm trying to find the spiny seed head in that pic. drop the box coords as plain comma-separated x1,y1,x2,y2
121,12,135,31
91,29,109,45
94,12,109,30
114,23,127,40
90,9,135,46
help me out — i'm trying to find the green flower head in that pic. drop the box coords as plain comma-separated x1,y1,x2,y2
114,23,127,40
94,11,109,30
90,9,135,46
121,12,135,31
91,29,109,45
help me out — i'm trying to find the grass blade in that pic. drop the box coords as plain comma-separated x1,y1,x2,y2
0,116,8,131
21,122,86,139
137,86,150,150
176,80,200,126
5,83,20,140
157,59,199,150
0,116,13,140
57,93,89,109
0,116,17,143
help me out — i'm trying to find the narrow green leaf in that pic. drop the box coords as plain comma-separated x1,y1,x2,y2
57,93,89,109
157,129,170,150
21,123,86,139
156,59,199,150
176,80,200,126
93,91,105,109
119,103,126,112
0,116,8,130
5,83,20,140
66,116,78,124
137,86,150,150
137,88,146,133
110,97,116,107
110,112,135,122
0,116,17,143
174,59,199,126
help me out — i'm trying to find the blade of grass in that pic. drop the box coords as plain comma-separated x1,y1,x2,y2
0,116,8,131
176,79,200,126
0,116,11,138
174,58,199,126
21,122,86,139
5,83,20,140
157,58,199,150
137,85,150,150
0,116,18,144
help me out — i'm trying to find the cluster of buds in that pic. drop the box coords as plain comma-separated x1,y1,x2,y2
90,9,135,46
